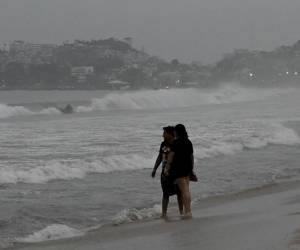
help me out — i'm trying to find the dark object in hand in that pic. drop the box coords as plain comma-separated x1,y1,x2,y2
190,171,198,182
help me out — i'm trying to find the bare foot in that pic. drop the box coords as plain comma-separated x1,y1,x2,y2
181,212,193,220
161,214,167,219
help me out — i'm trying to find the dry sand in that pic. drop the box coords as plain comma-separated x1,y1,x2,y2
11,181,300,250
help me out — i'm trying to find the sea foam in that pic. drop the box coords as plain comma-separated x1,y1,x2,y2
0,103,34,118
76,84,292,112
0,84,294,119
112,204,161,225
0,120,298,185
16,224,85,243
0,103,61,119
0,154,155,184
194,121,300,159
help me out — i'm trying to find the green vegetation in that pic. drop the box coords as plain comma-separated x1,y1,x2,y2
0,37,300,90
213,41,300,85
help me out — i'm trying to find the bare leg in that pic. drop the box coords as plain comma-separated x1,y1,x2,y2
177,177,192,216
162,196,169,218
177,194,184,215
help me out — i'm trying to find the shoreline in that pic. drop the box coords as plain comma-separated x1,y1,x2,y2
10,179,300,250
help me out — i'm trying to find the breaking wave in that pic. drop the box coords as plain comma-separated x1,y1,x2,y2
0,120,299,185
0,103,34,119
0,103,61,119
16,224,85,243
14,206,161,245
0,84,294,119
112,204,161,225
76,84,292,112
0,154,155,184
194,120,300,159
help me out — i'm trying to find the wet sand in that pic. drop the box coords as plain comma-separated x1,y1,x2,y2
11,180,300,250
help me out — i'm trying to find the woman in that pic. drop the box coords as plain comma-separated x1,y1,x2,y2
151,126,183,218
164,124,194,219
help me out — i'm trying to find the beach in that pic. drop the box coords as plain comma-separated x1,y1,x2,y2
10,180,300,250
1,86,300,248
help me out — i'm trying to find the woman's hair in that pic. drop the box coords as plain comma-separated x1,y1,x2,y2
174,124,188,138
163,126,175,137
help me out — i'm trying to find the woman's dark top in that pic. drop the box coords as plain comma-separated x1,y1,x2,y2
159,141,180,198
170,137,194,179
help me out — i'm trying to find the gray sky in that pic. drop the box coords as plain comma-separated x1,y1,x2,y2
1,0,300,63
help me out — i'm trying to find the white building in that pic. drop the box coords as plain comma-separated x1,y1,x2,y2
71,66,94,83
107,80,131,90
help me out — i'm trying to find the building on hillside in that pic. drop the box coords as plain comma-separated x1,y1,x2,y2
156,71,181,88
71,66,94,83
0,43,9,51
107,79,131,90
8,41,57,64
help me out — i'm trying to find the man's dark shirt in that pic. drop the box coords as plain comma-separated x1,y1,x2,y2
159,141,172,169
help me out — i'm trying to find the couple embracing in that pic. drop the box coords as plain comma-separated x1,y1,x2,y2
152,124,195,219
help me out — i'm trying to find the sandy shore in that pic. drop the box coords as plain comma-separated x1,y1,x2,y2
10,180,300,250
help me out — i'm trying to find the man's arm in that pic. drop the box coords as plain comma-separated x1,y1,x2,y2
151,153,162,178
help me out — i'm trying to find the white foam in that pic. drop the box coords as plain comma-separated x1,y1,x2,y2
1,120,299,185
0,84,294,118
264,122,300,146
0,154,155,184
0,103,62,119
194,121,300,159
38,107,62,115
16,224,85,243
76,84,292,112
113,204,161,225
0,103,34,118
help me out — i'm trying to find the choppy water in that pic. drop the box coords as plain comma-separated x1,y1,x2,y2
1,83,300,247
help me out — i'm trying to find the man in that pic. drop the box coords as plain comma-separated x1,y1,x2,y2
164,124,194,219
152,126,183,218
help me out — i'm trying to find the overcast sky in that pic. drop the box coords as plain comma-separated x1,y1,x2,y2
0,0,300,63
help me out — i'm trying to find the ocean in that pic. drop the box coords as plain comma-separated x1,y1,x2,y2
1,83,300,248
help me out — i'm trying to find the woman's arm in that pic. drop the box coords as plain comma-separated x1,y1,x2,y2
191,154,194,170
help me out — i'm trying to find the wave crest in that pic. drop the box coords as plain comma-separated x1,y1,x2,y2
112,205,161,225
0,103,61,119
0,155,155,184
194,121,300,159
77,84,291,112
0,103,34,119
1,121,299,184
16,224,85,243
0,85,294,118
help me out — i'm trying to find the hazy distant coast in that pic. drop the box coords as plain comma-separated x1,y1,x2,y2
1,37,300,90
